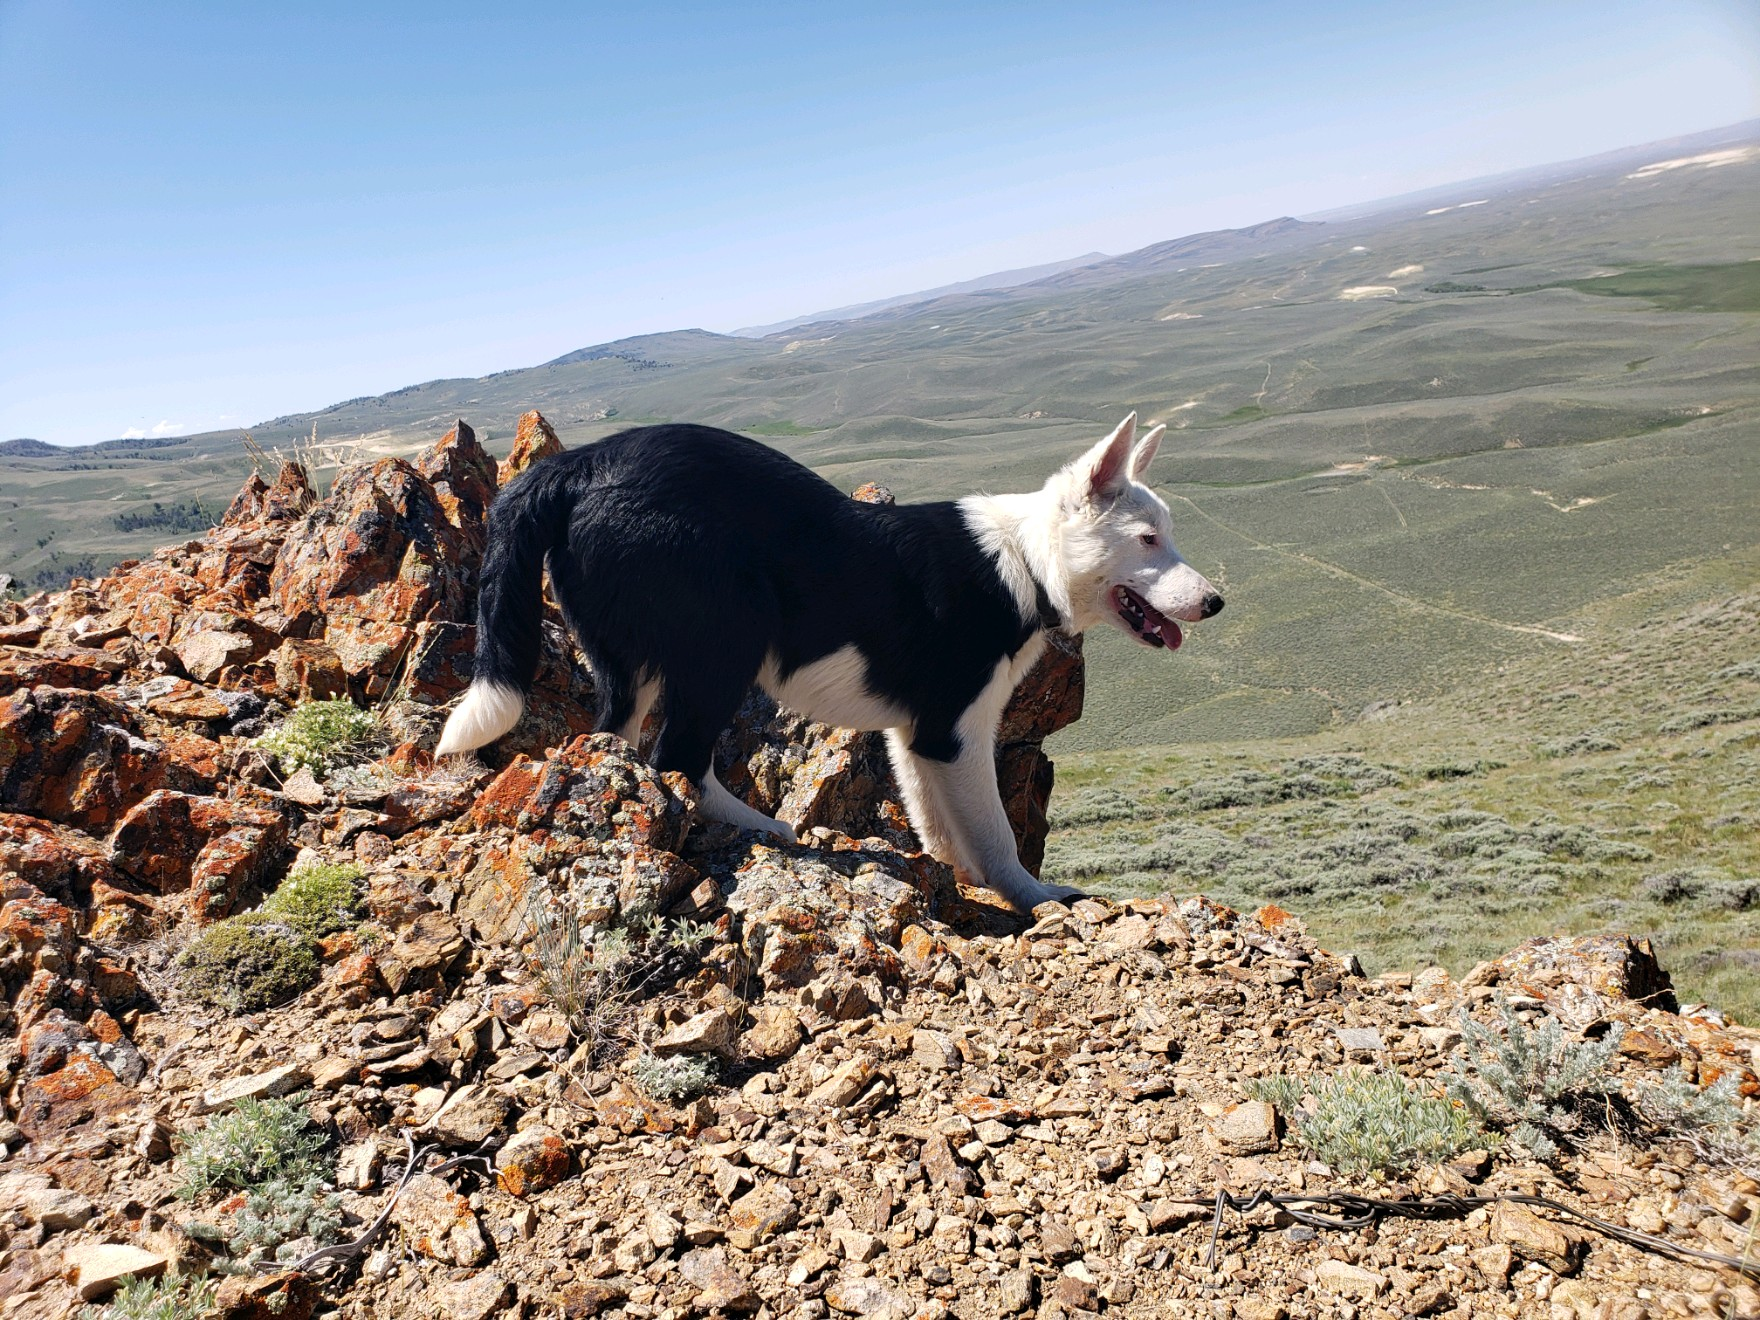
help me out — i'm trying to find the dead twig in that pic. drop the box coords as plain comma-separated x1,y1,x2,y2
281,1134,494,1277
1174,1186,1760,1279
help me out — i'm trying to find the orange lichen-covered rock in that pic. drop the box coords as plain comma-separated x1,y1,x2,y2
108,789,287,921
271,638,348,701
0,687,213,830
415,419,497,552
500,409,564,485
495,1124,570,1196
223,461,313,527
0,646,126,692
14,1050,140,1143
268,452,478,693
0,812,122,906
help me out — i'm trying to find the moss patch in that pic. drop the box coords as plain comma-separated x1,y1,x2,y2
263,861,366,939
178,912,318,1013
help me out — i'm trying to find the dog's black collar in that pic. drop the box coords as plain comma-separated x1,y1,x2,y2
1032,576,1063,631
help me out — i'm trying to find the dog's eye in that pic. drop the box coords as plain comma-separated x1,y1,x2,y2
1139,533,1159,548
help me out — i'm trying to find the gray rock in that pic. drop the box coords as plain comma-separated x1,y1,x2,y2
440,1271,510,1320
64,1243,169,1301
1210,1100,1278,1154
825,1275,915,1319
678,1246,759,1312
198,1062,310,1113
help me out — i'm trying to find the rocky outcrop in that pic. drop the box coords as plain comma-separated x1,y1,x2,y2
500,409,564,485
267,457,480,696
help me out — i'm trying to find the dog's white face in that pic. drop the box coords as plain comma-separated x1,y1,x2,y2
1048,414,1223,650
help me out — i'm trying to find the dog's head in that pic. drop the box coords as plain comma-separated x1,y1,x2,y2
1046,413,1223,650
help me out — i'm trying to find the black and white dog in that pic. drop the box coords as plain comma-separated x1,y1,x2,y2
436,413,1222,911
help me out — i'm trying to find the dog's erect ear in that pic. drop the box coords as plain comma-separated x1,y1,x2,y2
1130,424,1166,481
1076,413,1137,503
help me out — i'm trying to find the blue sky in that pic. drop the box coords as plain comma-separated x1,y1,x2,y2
2,2,1756,446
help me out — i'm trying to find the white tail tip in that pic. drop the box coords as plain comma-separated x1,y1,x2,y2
435,682,525,756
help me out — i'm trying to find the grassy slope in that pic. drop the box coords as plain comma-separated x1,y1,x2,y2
1048,548,1760,1018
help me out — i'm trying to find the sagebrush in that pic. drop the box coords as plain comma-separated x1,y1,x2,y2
1248,1068,1482,1176
176,1093,329,1200
77,1272,214,1320
1442,998,1618,1162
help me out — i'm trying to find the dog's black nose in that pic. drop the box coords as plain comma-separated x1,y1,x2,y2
1200,593,1225,618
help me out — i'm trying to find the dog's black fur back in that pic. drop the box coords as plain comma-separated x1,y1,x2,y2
474,424,1045,779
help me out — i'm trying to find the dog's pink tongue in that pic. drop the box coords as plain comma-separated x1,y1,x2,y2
1158,619,1183,650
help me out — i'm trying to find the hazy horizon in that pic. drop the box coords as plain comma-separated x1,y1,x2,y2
3,1,1756,446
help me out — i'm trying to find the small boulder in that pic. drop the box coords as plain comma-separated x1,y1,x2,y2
496,1124,570,1196
726,1182,798,1250
742,1003,804,1061
677,1246,758,1312
65,1242,169,1301
428,1084,512,1148
1210,1100,1279,1154
653,1008,736,1056
439,1271,511,1320
1492,1201,1585,1275
391,1172,490,1266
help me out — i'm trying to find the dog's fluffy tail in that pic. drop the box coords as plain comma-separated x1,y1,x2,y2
435,461,575,757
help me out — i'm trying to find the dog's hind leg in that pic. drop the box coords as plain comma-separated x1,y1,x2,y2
583,650,648,747
896,730,1082,913
616,676,661,749
699,766,796,842
651,667,797,845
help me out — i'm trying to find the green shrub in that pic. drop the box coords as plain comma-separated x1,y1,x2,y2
175,1094,329,1200
78,1272,214,1320
1627,1065,1758,1174
263,860,366,939
630,1051,718,1103
256,700,381,779
229,1170,344,1266
178,913,318,1013
1049,787,1145,827
1247,1069,1481,1176
175,1094,341,1268
1442,998,1618,1162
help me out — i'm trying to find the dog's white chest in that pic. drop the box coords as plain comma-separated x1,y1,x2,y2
758,645,908,731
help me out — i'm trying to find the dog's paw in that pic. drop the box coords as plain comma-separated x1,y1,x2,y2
987,873,1086,914
760,817,798,846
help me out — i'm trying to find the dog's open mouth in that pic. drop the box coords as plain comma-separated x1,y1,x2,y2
1113,585,1183,650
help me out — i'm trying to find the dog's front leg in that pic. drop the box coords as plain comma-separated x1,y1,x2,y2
895,732,1083,913
884,728,962,863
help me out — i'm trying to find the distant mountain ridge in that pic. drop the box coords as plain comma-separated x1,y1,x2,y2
1,434,189,457
731,252,1111,338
